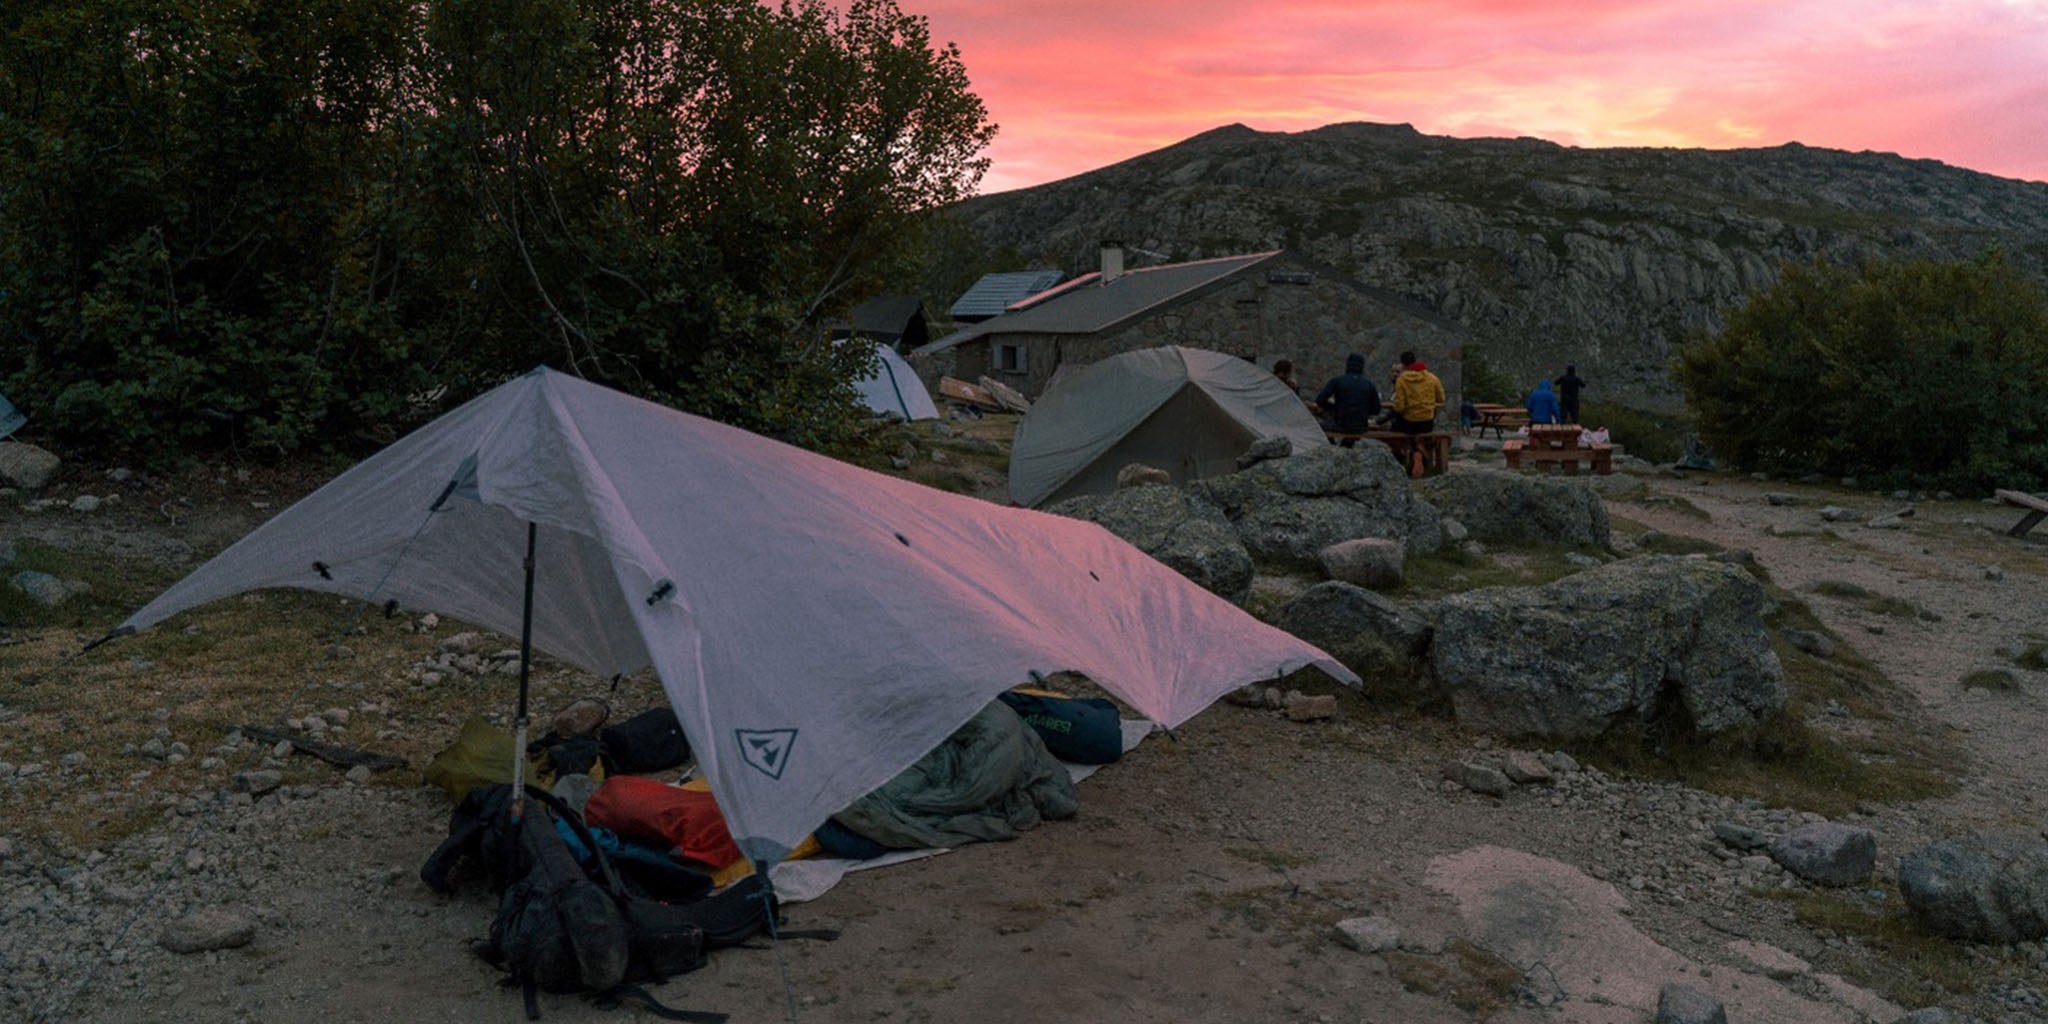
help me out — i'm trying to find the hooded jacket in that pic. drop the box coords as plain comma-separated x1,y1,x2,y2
1526,380,1560,424
1314,354,1381,433
1390,361,1445,423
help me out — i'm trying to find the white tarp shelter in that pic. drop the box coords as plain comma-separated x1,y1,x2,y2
1009,346,1328,508
116,368,1353,866
850,342,938,421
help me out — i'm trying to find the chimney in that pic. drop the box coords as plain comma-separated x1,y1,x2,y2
1099,241,1124,284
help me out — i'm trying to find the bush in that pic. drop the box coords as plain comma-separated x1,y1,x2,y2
1676,254,2048,494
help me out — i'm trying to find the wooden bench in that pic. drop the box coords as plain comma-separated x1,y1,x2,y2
1472,404,1529,440
1366,430,1450,478
1997,489,2048,538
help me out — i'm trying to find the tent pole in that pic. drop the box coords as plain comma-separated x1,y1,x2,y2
511,522,538,821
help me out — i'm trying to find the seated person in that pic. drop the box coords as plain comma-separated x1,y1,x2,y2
1313,353,1382,446
1525,379,1561,425
1271,359,1301,397
1389,352,1445,436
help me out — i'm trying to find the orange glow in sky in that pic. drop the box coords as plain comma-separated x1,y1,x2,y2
917,0,2048,193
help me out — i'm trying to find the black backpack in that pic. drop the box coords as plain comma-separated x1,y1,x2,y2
425,784,726,1022
599,708,692,774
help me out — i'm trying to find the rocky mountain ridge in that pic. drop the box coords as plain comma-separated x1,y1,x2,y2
948,122,2048,409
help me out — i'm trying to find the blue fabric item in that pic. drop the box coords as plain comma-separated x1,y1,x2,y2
1314,360,1383,433
0,391,23,441
996,690,1124,765
1526,381,1560,424
814,818,894,860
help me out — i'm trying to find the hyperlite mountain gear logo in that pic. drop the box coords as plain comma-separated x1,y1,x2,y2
735,729,797,780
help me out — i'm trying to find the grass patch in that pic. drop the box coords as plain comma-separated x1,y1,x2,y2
1398,544,1604,600
1385,939,1523,1021
1806,579,1927,619
0,536,174,631
1568,592,1959,817
1769,889,1997,1006
2016,644,2048,672
1961,669,2021,692
1627,492,1714,521
1224,845,1322,871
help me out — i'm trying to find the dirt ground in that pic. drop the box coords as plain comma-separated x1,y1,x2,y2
5,443,2047,1024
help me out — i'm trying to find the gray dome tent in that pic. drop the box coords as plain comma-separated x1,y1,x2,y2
1009,346,1327,507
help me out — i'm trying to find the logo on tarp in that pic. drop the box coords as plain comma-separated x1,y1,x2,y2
735,729,798,780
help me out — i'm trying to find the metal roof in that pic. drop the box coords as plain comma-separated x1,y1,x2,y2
916,252,1282,355
947,270,1066,322
844,295,926,338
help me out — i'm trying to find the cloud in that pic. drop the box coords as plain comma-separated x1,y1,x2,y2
921,0,2048,192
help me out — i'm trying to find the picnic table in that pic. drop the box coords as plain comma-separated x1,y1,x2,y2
1503,423,1612,475
1471,403,1529,439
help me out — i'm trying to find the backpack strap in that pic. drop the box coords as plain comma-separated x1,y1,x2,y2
588,984,730,1023
524,784,628,900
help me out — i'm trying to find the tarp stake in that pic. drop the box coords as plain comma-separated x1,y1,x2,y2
511,522,537,823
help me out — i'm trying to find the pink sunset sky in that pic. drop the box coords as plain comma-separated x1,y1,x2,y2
916,0,2048,194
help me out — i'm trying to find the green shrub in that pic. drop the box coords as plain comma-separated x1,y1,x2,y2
1676,253,2048,494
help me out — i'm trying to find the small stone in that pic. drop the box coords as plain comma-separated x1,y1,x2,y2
235,770,285,796
1713,822,1770,851
1657,983,1728,1024
1501,751,1552,785
159,910,256,954
1781,628,1836,658
138,737,167,760
1866,514,1906,530
1819,506,1853,522
1563,552,1601,568
1284,694,1338,722
1771,822,1876,886
345,765,373,786
1765,492,1798,506
1442,761,1512,797
1542,751,1581,773
1334,915,1402,953
60,751,86,769
1985,565,2005,581
271,740,293,759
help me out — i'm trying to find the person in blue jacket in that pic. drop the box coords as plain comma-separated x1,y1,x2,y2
1313,353,1382,445
1525,379,1561,424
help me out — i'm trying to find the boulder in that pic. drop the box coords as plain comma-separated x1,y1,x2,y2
1414,469,1610,549
1898,836,2048,943
1657,984,1728,1024
1443,760,1511,797
1236,436,1292,469
1191,444,1441,566
1770,823,1876,886
0,441,60,491
1115,463,1172,489
1430,557,1786,738
1050,486,1253,604
1318,537,1404,590
10,570,75,608
1269,582,1433,699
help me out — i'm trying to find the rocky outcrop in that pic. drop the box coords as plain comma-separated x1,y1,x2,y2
1898,836,2048,943
1269,582,1434,700
1414,469,1610,549
1430,557,1786,738
1049,485,1253,604
1192,445,1441,566
951,122,2048,410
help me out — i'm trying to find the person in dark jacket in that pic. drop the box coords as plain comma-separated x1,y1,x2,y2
1526,379,1561,425
1556,364,1586,424
1314,353,1381,446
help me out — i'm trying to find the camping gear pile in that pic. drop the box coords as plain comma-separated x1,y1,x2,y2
107,366,1354,1014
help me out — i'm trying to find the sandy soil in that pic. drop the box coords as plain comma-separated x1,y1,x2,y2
8,459,2048,1024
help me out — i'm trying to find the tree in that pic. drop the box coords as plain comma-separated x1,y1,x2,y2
1675,254,2048,493
0,0,994,458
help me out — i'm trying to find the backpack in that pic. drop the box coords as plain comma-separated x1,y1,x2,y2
425,784,727,1022
599,708,693,774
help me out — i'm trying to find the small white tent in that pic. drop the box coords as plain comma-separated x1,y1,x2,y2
115,368,1353,866
851,342,938,421
1009,346,1328,508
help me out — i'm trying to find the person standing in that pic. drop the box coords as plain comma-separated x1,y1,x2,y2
1389,351,1444,436
1313,353,1381,446
1526,378,1560,425
1556,364,1586,424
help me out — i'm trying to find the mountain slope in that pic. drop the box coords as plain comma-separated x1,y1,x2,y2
948,122,2048,409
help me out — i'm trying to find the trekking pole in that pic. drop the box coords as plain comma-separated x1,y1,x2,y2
511,521,538,823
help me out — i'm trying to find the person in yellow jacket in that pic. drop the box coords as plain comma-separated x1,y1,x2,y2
1389,350,1445,436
